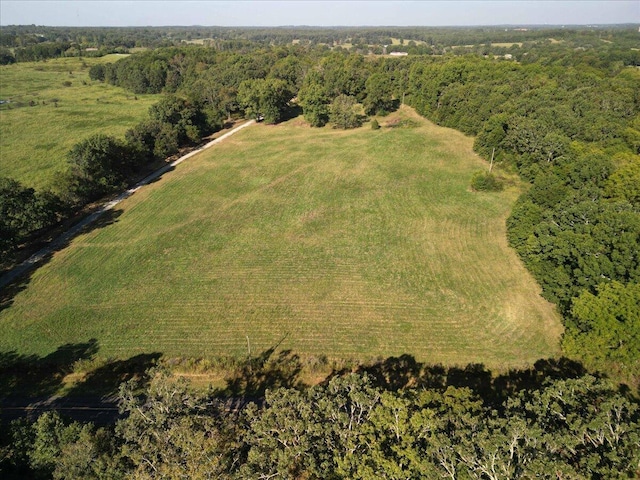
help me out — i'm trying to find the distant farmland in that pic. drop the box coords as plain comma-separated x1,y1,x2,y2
0,56,159,190
0,107,562,367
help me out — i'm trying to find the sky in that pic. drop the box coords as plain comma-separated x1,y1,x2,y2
1,1,638,27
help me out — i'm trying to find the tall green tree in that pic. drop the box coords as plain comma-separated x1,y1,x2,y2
148,94,208,144
88,64,105,82
268,55,304,95
27,412,88,480
0,177,60,253
116,371,240,479
363,72,395,116
298,72,330,127
605,155,640,206
237,78,292,124
66,134,131,202
260,78,292,124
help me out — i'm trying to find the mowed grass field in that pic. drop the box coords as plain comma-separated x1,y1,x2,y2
0,107,562,367
0,55,159,190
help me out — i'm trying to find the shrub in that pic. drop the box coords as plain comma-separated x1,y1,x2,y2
88,64,105,82
329,94,362,129
470,171,503,191
371,118,380,130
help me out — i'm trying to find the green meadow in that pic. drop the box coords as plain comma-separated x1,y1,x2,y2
0,55,159,190
0,108,562,368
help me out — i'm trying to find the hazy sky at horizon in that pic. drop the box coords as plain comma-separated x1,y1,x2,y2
1,1,638,27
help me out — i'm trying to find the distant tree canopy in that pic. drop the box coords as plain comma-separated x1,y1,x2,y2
1,24,638,69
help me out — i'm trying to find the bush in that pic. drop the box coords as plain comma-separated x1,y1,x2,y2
88,64,105,82
371,118,380,130
470,171,503,191
0,48,15,65
329,94,362,129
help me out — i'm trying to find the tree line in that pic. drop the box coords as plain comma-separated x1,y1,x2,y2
2,25,638,66
1,367,638,479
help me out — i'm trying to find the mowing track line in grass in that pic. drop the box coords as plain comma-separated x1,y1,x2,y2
0,120,255,291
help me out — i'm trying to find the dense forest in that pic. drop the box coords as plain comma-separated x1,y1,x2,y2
1,25,639,478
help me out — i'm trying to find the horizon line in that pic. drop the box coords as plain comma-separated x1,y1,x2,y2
2,23,639,28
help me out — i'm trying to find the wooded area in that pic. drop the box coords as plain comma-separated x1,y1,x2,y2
1,366,638,479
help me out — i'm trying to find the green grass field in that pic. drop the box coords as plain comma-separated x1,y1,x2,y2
0,55,159,190
0,107,562,368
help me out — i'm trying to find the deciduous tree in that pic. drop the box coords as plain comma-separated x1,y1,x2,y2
363,72,395,116
66,134,130,202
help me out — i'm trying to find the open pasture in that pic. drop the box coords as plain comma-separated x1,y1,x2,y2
0,108,562,367
0,55,159,190
389,37,427,46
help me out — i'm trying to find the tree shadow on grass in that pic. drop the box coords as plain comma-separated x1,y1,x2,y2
279,104,303,123
221,339,303,404
54,352,162,424
143,166,175,186
0,208,123,314
0,340,100,407
352,355,588,408
63,352,162,401
358,353,424,391
0,339,161,424
216,348,590,409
